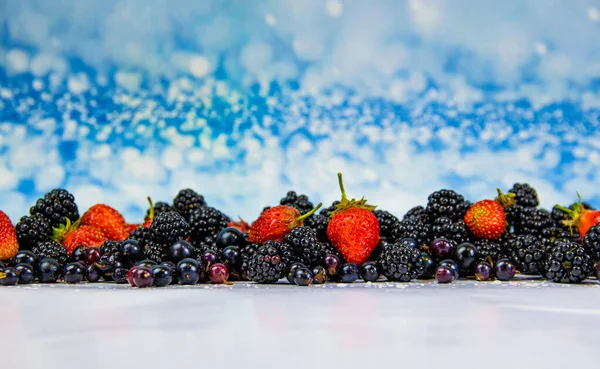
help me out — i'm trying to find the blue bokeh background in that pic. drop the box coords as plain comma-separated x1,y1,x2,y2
1,0,599,223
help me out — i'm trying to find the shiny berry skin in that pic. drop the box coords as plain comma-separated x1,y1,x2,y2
221,246,242,268
135,259,157,269
435,266,454,283
151,265,173,287
419,252,436,279
132,266,154,288
293,267,313,286
454,242,478,275
160,261,176,271
113,267,129,284
474,261,494,281
360,261,380,282
126,266,139,286
495,259,516,281
438,259,460,281
339,263,360,283
15,263,35,284
121,240,144,261
168,240,196,263
323,254,341,276
85,248,102,265
72,246,89,263
0,268,18,286
86,265,101,282
398,238,418,249
287,262,308,284
201,250,219,266
38,258,61,283
208,263,230,284
312,266,327,284
13,250,37,266
430,238,455,260
0,261,4,269
216,227,244,249
177,259,200,285
63,263,85,284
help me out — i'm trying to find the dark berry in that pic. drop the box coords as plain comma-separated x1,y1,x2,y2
86,264,101,282
514,208,553,237
133,266,154,288
454,242,478,275
30,189,79,227
508,183,539,208
168,240,196,262
121,239,144,261
418,252,436,279
246,241,290,284
148,201,172,218
63,262,85,284
189,207,231,244
135,259,158,269
85,248,102,265
293,267,313,286
151,265,173,287
474,261,494,281
280,191,314,214
173,189,206,220
113,267,129,284
510,234,545,275
495,259,516,281
15,214,52,250
475,238,509,264
126,266,139,286
430,238,454,260
12,250,36,266
304,214,329,242
380,243,424,282
323,254,341,276
390,217,431,246
143,241,167,263
312,266,327,284
37,258,61,283
216,227,244,249
221,246,242,268
403,206,429,221
583,224,600,261
0,268,18,286
438,259,460,281
15,263,35,284
431,217,470,245
201,249,219,266
339,263,360,283
435,266,454,283
287,262,308,284
426,189,470,221
360,261,380,282
150,212,190,246
72,246,89,263
32,241,68,267
545,240,593,283
208,263,230,284
177,259,200,285
283,226,330,267
374,210,400,239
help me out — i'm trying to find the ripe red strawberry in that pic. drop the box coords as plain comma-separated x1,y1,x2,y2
327,173,379,265
62,225,107,254
80,204,128,240
0,210,18,260
125,223,139,234
228,218,250,232
249,204,322,243
556,196,600,239
464,199,505,240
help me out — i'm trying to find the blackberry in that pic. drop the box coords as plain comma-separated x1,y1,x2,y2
403,206,428,221
426,189,469,221
390,217,431,246
280,191,314,215
32,241,69,267
431,217,470,246
188,207,231,245
508,183,539,208
172,189,206,220
379,243,424,282
319,201,340,218
15,214,52,250
509,234,545,275
540,226,578,244
246,241,290,283
150,211,190,246
514,207,553,237
544,240,593,283
144,242,167,263
304,214,329,242
128,226,153,247
283,227,331,267
583,223,600,261
30,189,79,227
374,210,400,239
475,238,509,264
147,201,172,219
100,240,123,260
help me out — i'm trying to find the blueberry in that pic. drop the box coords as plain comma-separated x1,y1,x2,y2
177,259,200,285
151,265,173,287
293,267,313,286
360,261,380,282
339,263,360,283
438,259,460,281
221,246,242,268
13,250,37,266
286,262,308,284
435,266,454,284
63,262,85,284
495,259,516,281
168,240,196,263
15,263,35,284
419,252,436,279
454,242,478,275
216,227,243,249
311,266,328,284
121,239,143,261
0,267,18,286
37,258,61,283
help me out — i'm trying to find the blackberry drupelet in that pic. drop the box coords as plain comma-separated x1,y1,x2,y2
100,240,123,260
374,210,400,239
246,241,290,283
545,240,593,283
431,217,471,246
280,191,314,215
150,211,190,246
147,201,172,219
172,189,206,220
319,201,340,218
304,214,329,242
390,217,431,246
15,214,52,250
540,225,579,244
30,189,79,227
403,206,429,221
508,183,539,208
379,243,425,282
283,226,329,267
32,241,69,267
514,207,553,237
475,238,509,264
144,241,167,263
583,224,600,261
510,234,545,275
425,189,470,221
128,226,153,247
188,207,231,246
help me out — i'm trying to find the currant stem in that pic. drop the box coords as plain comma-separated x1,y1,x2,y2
338,172,348,202
296,203,323,222
0,272,5,279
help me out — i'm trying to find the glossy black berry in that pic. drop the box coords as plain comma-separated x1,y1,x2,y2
12,250,37,267
374,210,400,239
418,252,436,279
172,189,206,220
168,240,196,262
113,267,129,284
15,214,52,250
293,267,314,286
438,259,460,281
508,183,539,208
32,241,69,267
380,243,424,282
495,259,516,281
246,241,291,284
339,263,360,283
509,234,545,275
390,217,431,246
453,242,478,275
287,262,308,284
430,238,455,260
435,266,454,284
360,261,380,282
37,258,61,283
221,246,242,268
150,212,190,246
216,227,244,249
121,239,144,262
151,265,173,287
85,264,101,282
63,262,85,284
0,267,18,286
15,263,35,284
72,246,90,264
135,259,158,269
29,189,80,227
431,217,470,245
280,191,314,215
426,189,470,221
474,261,494,281
544,240,593,283
176,259,200,285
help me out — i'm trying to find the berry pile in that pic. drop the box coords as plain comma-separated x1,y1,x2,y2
1,175,600,288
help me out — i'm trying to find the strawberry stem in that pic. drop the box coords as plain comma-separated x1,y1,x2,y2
495,188,515,209
295,203,323,223
338,172,348,202
146,197,155,221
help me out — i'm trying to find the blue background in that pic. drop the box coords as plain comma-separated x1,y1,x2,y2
0,0,599,223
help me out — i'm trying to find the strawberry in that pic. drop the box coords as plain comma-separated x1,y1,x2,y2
555,195,600,239
0,210,18,260
326,173,379,265
142,197,156,228
80,204,128,240
228,218,250,232
125,223,139,234
249,204,322,243
61,225,107,254
463,199,505,240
